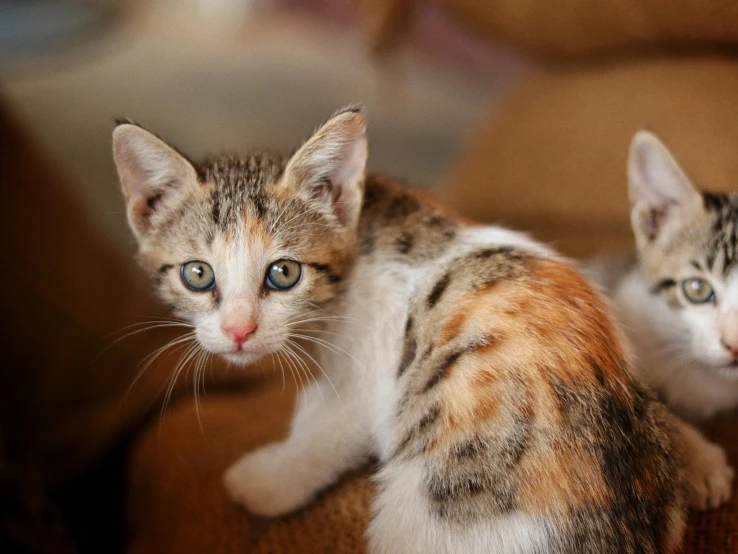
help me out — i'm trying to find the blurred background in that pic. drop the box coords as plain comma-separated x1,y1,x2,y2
3,0,738,553
2,0,521,254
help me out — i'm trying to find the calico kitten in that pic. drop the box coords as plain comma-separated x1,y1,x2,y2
586,131,738,510
113,109,688,553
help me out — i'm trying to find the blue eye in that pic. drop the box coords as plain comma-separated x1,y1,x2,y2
681,278,715,304
181,261,216,291
266,260,301,290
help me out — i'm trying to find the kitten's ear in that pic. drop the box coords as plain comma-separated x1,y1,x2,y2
112,123,199,240
627,130,703,246
283,107,368,228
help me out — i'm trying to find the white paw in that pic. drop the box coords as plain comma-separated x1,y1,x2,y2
223,443,311,517
689,441,734,510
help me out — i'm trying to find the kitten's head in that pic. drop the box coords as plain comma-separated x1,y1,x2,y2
113,108,367,365
628,130,738,376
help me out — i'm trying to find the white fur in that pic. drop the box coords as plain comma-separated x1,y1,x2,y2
224,224,559,553
612,268,738,419
368,459,551,554
676,418,735,510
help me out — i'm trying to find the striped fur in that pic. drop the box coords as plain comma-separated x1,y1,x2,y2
115,113,688,553
600,132,738,419
587,130,735,511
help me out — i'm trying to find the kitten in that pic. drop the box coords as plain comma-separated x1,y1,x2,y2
605,131,738,421
585,130,736,509
113,109,689,553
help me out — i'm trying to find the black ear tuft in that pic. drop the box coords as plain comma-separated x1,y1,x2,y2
332,104,364,118
113,117,136,128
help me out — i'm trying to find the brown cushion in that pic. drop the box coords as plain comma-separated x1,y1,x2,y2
440,55,738,258
364,0,738,62
127,378,373,554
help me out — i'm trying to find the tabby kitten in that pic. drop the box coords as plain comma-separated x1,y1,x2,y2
113,109,688,553
588,131,738,509
609,131,738,421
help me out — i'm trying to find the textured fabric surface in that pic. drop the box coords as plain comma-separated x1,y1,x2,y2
364,0,738,62
127,378,374,554
441,55,738,258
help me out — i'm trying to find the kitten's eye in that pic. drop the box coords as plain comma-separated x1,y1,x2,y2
181,261,216,291
266,260,302,290
682,278,715,304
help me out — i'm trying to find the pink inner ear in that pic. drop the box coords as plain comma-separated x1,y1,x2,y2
331,133,367,189
640,206,667,242
327,133,367,225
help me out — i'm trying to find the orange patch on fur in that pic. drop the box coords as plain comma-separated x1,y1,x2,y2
452,258,628,400
222,229,235,245
524,258,630,398
518,443,611,514
242,217,272,248
440,311,467,344
472,394,497,421
472,369,498,389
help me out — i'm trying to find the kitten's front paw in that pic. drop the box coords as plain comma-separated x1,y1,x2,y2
689,441,734,510
223,443,312,517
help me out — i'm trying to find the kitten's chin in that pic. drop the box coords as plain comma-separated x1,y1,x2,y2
222,349,266,366
712,364,738,381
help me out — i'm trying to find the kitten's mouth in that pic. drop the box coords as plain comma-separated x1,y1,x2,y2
222,344,265,365
712,361,738,380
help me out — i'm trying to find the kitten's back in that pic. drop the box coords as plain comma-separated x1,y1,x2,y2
376,247,686,554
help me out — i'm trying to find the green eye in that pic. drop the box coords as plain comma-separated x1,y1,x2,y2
266,260,301,290
682,278,715,304
181,261,216,291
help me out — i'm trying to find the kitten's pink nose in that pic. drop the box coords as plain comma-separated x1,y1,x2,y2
223,324,257,347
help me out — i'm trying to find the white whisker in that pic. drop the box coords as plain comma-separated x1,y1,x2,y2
160,342,200,423
281,345,306,396
93,321,194,364
278,348,303,396
193,348,208,434
289,333,363,369
272,351,287,394
286,338,341,404
278,203,330,230
283,343,323,403
269,193,301,234
124,332,197,399
288,327,352,339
